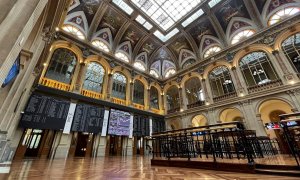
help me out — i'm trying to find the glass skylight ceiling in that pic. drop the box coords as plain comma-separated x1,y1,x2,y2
130,0,204,31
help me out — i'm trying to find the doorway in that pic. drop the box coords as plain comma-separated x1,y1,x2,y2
74,132,94,157
109,136,123,156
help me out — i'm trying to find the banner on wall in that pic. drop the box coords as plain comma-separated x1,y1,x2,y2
129,114,133,138
63,103,77,134
101,110,110,136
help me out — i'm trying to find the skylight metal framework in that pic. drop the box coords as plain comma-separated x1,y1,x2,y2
130,0,204,31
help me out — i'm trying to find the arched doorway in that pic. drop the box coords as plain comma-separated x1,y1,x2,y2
192,115,208,127
219,108,243,123
259,99,294,154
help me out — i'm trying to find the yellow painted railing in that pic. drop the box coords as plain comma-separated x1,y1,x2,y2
81,89,103,99
151,108,160,114
40,77,71,91
133,103,145,110
111,97,126,106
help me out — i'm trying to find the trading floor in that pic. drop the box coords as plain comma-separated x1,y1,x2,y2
0,157,296,180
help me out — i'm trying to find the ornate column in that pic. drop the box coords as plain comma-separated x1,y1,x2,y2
147,88,151,110
272,50,297,83
129,81,134,106
74,62,86,93
255,114,268,137
231,67,245,96
178,87,184,111
161,93,165,114
106,73,113,100
200,79,211,104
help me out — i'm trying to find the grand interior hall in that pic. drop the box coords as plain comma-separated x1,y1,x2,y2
1,0,300,179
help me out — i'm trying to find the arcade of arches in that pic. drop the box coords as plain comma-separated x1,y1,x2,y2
1,0,300,178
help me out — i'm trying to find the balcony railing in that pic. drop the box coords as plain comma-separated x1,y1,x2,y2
81,89,103,99
187,100,205,109
167,107,180,114
247,79,282,94
40,77,71,91
133,103,145,110
111,97,126,106
213,92,237,102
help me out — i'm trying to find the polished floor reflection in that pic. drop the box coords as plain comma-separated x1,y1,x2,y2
0,156,298,179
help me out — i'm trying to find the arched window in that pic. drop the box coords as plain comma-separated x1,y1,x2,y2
82,62,105,92
185,77,204,107
115,52,129,62
239,51,278,86
166,86,180,111
91,40,110,52
209,66,235,97
62,25,85,40
45,48,77,84
204,46,222,58
182,59,196,69
133,62,146,71
150,86,159,109
165,68,176,78
133,80,144,105
268,7,300,26
150,70,159,78
231,30,255,45
282,33,300,73
112,72,127,100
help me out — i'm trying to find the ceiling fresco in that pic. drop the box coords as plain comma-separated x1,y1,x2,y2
62,0,300,79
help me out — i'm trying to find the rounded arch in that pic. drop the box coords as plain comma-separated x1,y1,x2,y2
219,108,243,123
133,75,149,87
49,40,83,63
163,81,180,92
191,114,208,127
150,82,163,95
203,61,232,79
262,1,300,26
168,119,182,130
256,97,295,115
232,44,274,67
111,66,132,83
226,17,257,43
84,55,111,74
200,35,224,58
180,72,202,88
273,24,300,50
258,98,294,140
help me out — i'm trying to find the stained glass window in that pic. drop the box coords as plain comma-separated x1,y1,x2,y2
133,62,146,71
282,33,300,73
209,66,235,97
135,15,153,30
83,62,105,92
231,30,255,45
133,80,144,105
208,0,222,8
204,46,221,58
153,28,179,42
112,0,134,15
62,25,85,40
115,52,129,62
150,70,159,78
269,7,300,26
239,52,278,86
165,68,176,78
92,40,110,52
150,86,159,109
45,48,77,84
112,72,127,100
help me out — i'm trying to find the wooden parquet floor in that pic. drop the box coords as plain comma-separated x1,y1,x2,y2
0,156,298,180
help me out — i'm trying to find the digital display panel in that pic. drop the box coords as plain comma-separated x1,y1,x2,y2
2,55,20,87
108,109,131,136
19,94,70,130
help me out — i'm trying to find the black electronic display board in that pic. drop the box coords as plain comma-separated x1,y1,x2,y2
152,118,165,133
133,114,150,137
71,103,105,134
19,94,70,130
